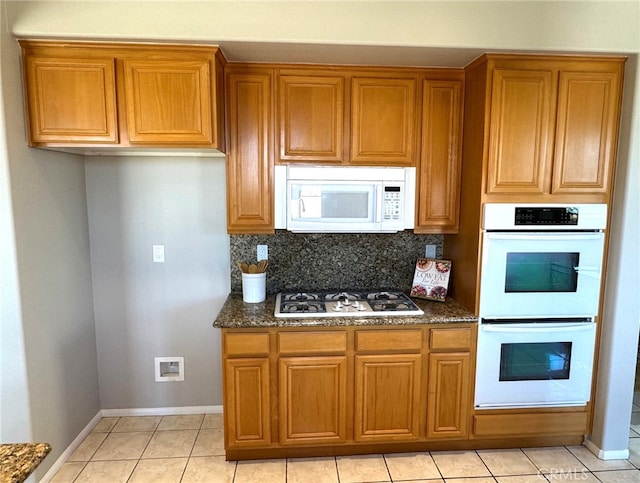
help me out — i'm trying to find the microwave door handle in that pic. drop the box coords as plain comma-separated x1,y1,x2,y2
375,185,383,223
482,324,594,333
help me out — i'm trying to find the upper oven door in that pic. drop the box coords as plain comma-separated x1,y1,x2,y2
479,232,605,318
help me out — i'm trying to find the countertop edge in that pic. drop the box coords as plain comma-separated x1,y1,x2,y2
213,293,478,329
0,443,51,483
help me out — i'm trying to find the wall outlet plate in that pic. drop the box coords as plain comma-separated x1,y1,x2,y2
425,244,437,258
257,245,268,261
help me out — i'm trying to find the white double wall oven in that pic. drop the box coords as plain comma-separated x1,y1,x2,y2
475,204,607,409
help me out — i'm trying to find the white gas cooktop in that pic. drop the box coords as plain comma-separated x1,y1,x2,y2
274,290,424,318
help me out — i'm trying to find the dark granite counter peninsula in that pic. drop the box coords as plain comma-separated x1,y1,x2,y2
213,293,477,328
0,443,51,483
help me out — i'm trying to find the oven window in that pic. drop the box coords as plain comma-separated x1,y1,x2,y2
505,252,579,293
500,342,572,381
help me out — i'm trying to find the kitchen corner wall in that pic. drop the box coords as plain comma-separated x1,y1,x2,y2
85,156,230,409
230,231,443,293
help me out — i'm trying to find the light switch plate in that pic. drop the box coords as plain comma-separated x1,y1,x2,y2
153,244,165,263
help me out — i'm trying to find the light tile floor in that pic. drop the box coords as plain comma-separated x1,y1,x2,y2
50,401,640,483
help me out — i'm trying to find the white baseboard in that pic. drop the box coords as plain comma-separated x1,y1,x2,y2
39,410,103,483
584,438,630,460
101,405,222,417
39,405,224,482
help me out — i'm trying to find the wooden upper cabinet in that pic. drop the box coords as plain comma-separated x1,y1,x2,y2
486,68,555,195
416,78,463,233
276,69,419,166
552,70,622,194
278,74,345,163
480,55,625,202
122,58,214,145
23,56,118,144
226,67,274,234
350,76,418,165
19,40,225,151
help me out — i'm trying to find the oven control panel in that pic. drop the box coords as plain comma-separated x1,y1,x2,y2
515,207,578,225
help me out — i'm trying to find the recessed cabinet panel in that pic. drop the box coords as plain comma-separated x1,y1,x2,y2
354,354,421,441
487,68,554,194
123,59,213,144
279,356,348,445
279,75,344,163
350,77,417,165
24,57,118,144
224,358,271,447
427,352,470,439
226,70,274,234
552,72,621,194
416,79,463,233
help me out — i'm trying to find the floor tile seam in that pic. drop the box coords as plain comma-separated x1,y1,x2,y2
84,430,112,462
473,448,495,478
333,455,340,482
379,452,397,482
390,451,444,480
65,460,88,483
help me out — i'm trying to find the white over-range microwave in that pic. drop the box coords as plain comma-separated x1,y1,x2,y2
274,165,416,233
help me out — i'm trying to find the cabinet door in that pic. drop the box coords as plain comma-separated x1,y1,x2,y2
354,354,422,441
486,68,555,194
350,77,418,165
279,356,347,445
552,70,622,195
123,58,213,145
279,75,345,163
427,352,470,439
23,56,118,144
416,79,463,233
226,69,274,234
224,358,271,447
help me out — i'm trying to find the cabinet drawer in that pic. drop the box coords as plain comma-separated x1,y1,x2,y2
355,329,423,352
430,327,472,351
278,331,347,354
224,332,269,357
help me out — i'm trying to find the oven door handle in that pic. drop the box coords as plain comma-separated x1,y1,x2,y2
481,324,594,333
573,266,601,278
486,233,602,241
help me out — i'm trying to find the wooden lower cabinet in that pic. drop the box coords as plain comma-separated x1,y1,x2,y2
279,356,348,445
355,354,422,441
221,324,589,459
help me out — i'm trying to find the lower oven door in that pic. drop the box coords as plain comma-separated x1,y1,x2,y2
475,320,596,409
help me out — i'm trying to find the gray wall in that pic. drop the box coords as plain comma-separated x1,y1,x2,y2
85,157,230,409
2,0,638,462
0,6,100,479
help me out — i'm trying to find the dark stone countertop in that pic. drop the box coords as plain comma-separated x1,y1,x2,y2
214,293,477,328
0,443,51,483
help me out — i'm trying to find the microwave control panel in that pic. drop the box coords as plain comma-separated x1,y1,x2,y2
383,186,402,220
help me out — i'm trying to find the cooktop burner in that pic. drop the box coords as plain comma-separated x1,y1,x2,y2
275,290,424,318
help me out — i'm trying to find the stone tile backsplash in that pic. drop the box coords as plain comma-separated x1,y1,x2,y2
230,231,443,294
